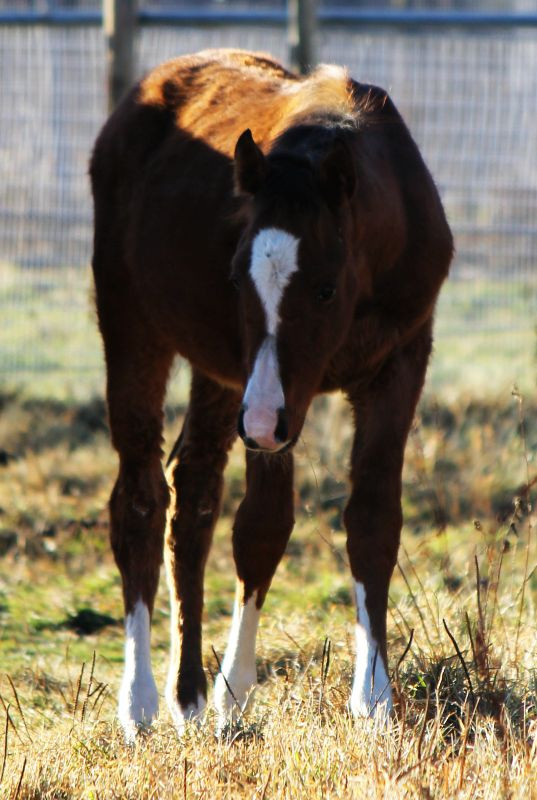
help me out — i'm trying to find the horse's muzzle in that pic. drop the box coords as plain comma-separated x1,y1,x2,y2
238,405,292,453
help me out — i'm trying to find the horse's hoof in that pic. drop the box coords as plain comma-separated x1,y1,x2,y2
118,676,159,744
166,692,206,736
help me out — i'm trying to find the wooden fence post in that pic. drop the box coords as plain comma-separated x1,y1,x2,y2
288,0,317,74
103,0,138,113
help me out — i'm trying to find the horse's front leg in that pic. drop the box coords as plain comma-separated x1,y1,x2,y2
344,331,432,720
105,336,174,742
214,450,294,728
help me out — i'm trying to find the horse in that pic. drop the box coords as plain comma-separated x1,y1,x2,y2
89,48,453,740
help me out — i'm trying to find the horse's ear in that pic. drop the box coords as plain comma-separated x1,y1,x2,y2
318,138,356,208
234,129,267,195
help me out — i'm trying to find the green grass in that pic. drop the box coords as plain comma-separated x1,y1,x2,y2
0,264,103,398
1,264,535,401
431,277,536,398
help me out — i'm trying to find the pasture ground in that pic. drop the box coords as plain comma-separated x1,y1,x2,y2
0,372,536,798
1,264,536,401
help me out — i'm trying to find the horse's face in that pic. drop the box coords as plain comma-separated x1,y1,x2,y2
232,129,359,453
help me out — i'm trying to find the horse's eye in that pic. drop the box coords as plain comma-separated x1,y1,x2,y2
317,284,336,303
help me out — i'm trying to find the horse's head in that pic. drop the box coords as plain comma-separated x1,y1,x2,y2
231,128,359,453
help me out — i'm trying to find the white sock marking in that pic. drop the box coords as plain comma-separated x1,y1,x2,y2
350,581,393,721
214,589,260,727
118,600,159,741
250,227,299,335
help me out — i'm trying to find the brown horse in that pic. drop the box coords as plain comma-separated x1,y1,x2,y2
90,49,452,740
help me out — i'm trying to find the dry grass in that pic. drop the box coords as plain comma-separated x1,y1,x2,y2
2,677,537,799
0,388,536,798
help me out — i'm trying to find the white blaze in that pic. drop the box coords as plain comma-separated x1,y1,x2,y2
243,228,299,447
214,589,260,727
250,227,299,335
118,599,159,741
350,581,393,720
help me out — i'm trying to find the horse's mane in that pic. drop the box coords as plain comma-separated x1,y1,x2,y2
279,63,356,130
138,52,362,157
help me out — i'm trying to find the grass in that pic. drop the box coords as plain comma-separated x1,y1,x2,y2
433,277,537,400
0,382,536,797
0,264,536,797
1,263,536,401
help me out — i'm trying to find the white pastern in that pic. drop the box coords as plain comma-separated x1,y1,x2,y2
165,687,206,735
118,600,159,741
214,590,260,728
242,336,285,446
250,227,299,336
350,582,393,721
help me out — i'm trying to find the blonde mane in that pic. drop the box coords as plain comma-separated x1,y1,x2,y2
139,53,356,155
281,63,355,127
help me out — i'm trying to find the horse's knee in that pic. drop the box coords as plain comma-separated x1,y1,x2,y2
166,457,226,564
109,460,169,607
111,459,169,531
171,459,224,521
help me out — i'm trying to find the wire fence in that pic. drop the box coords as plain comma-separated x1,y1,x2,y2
0,9,536,396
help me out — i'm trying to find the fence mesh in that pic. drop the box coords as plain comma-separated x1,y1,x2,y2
0,18,536,396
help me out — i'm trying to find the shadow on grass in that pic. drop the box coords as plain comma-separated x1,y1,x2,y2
32,608,120,636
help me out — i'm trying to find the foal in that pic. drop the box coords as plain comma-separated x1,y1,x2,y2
90,49,452,739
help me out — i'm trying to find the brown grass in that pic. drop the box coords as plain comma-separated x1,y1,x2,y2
0,389,536,798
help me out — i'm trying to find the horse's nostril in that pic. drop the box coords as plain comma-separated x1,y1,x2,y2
237,405,246,439
274,407,288,443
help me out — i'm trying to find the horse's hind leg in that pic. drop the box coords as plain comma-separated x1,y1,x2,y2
98,289,174,740
165,370,240,732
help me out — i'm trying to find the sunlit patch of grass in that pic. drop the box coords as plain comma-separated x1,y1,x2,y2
0,607,536,798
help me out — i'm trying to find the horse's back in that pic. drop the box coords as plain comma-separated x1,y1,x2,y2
91,50,297,180
89,49,302,274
